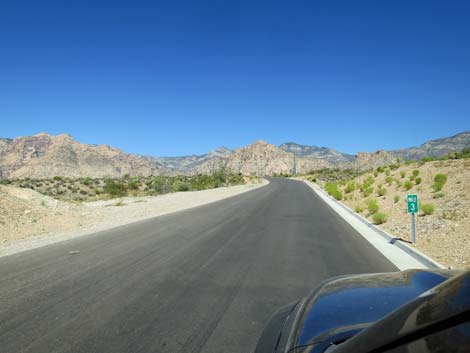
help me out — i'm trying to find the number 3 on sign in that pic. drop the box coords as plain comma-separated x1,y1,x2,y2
407,194,419,214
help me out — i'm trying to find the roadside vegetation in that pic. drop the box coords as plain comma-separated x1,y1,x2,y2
302,148,470,269
0,169,249,202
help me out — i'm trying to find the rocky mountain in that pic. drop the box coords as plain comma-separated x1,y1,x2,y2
1,131,468,178
0,133,167,179
279,142,355,164
278,132,470,172
195,141,332,176
391,131,470,161
152,147,234,174
349,150,398,171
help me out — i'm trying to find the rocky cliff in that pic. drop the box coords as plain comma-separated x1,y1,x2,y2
0,133,166,178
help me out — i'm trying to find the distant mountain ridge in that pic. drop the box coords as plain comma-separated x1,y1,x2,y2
0,133,167,179
279,142,355,164
151,147,234,174
391,131,470,161
0,131,468,178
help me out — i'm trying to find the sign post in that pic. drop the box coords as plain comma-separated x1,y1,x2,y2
407,194,419,243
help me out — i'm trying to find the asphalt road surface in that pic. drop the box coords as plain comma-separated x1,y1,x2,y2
0,179,397,353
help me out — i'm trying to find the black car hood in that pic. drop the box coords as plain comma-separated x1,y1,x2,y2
292,269,454,351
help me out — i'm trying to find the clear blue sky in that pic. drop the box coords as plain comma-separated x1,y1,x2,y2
1,0,469,156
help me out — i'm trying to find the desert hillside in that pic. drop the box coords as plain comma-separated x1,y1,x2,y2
309,157,470,269
0,133,167,178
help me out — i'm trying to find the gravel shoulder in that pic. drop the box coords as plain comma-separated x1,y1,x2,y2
0,180,268,258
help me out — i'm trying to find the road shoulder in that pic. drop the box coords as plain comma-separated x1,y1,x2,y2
301,180,445,270
0,180,269,258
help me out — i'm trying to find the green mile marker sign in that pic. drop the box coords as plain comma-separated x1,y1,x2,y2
407,194,419,214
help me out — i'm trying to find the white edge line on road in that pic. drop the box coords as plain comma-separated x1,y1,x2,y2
301,180,446,271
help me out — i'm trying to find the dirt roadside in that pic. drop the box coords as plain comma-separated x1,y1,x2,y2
0,179,268,257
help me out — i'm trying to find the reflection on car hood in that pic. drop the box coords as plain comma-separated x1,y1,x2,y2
296,270,453,347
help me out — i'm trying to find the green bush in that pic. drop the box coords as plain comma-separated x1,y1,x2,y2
434,173,448,184
412,169,420,176
377,187,387,196
400,171,406,178
385,169,391,176
176,182,190,192
82,177,93,186
367,199,379,215
421,203,435,216
415,177,422,185
344,182,356,193
395,179,402,187
372,212,388,224
127,180,140,190
373,170,379,177
433,192,445,199
363,187,374,197
325,182,343,200
355,204,364,213
385,176,393,185
53,176,62,181
432,173,447,192
362,176,375,190
103,180,128,197
404,181,413,190
393,195,400,203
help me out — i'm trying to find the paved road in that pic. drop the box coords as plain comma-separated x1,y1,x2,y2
0,179,396,353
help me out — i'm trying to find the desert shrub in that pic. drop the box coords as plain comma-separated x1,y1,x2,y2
415,177,422,185
176,182,190,192
450,147,470,159
344,182,356,194
433,192,445,199
434,173,448,184
393,195,400,203
400,170,406,178
373,170,379,177
409,175,415,181
385,169,391,176
377,187,387,196
151,177,173,194
325,182,343,200
366,199,379,215
53,176,62,181
372,212,388,224
82,177,93,186
103,180,128,197
355,204,364,213
395,179,402,187
363,176,375,189
421,203,435,216
421,157,435,162
363,187,374,197
404,181,413,190
412,170,420,176
385,176,393,185
127,180,140,190
432,173,447,192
